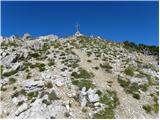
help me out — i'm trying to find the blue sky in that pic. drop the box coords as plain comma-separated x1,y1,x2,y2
1,1,159,45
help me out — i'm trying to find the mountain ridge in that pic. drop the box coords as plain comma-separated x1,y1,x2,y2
0,33,159,119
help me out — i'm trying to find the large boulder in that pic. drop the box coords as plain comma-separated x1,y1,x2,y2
87,88,100,103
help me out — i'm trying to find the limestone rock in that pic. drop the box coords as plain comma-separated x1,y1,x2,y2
1,53,18,66
55,80,65,87
87,88,100,103
22,80,44,91
15,103,30,116
63,100,70,111
81,87,87,96
79,95,87,108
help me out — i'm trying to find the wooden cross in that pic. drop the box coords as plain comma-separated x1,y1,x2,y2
75,23,80,32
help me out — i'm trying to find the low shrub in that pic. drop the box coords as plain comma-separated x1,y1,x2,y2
64,112,70,117
1,85,7,91
93,66,99,70
132,93,140,100
72,79,95,90
2,69,18,77
48,90,59,101
42,99,51,105
11,91,20,98
93,108,114,119
48,60,55,66
19,89,26,96
100,91,119,109
143,104,152,113
26,73,32,79
9,77,16,84
30,63,46,72
17,101,24,106
124,66,135,76
100,63,112,72
118,77,130,88
30,53,40,58
45,81,53,88
71,68,94,79
139,83,149,92
27,91,38,100
87,60,92,63
13,86,17,90
118,76,141,100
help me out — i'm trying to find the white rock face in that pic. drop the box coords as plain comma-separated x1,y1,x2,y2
22,80,44,91
79,95,87,108
39,34,58,41
63,100,70,111
13,99,48,118
25,99,48,118
25,40,44,50
12,99,67,119
79,87,100,107
55,79,65,87
81,87,87,96
12,96,28,105
88,93,100,103
0,78,9,84
2,63,22,75
1,53,18,66
41,72,50,79
87,88,100,103
15,103,30,116
12,97,18,105
79,87,87,108
12,63,23,70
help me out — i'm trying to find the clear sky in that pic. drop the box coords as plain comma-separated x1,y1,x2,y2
1,1,159,45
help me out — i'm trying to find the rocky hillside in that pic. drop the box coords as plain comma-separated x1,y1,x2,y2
0,34,159,119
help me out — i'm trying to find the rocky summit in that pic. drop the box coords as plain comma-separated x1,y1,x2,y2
0,33,159,119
